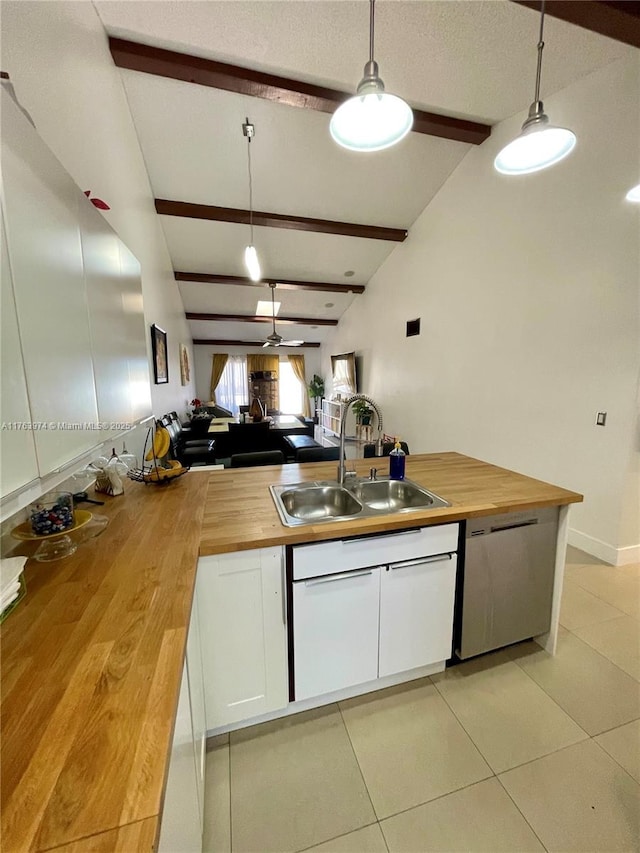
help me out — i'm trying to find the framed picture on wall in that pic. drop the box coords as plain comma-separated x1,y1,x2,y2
179,343,190,386
151,324,168,384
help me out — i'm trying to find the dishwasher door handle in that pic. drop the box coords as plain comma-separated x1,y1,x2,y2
390,553,453,570
304,569,374,586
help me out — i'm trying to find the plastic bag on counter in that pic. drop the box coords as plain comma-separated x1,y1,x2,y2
87,450,128,496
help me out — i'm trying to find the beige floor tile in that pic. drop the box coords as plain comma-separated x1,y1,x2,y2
595,719,640,783
203,743,231,853
229,704,375,853
500,739,640,852
565,546,607,567
574,615,640,681
565,565,640,617
560,579,625,630
303,823,388,853
432,651,587,772
380,778,544,852
507,634,640,735
339,679,492,820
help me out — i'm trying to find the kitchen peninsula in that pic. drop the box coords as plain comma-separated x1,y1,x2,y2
0,453,582,851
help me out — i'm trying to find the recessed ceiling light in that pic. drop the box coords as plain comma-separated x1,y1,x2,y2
344,270,355,277
325,302,334,308
256,299,280,317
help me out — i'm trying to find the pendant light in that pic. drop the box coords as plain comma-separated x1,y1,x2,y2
242,118,261,281
330,0,413,152
495,0,576,176
625,184,640,203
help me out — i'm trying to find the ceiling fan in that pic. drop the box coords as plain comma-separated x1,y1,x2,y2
262,283,304,348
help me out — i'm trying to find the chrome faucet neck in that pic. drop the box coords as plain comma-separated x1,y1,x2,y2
337,394,384,485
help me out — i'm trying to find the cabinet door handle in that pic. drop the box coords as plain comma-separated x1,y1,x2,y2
390,553,453,570
281,561,286,625
304,569,374,586
341,529,420,544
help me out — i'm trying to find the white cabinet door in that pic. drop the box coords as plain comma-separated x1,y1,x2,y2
0,204,39,498
293,567,381,701
197,547,288,730
186,589,207,833
1,88,99,474
118,242,152,423
157,662,202,853
80,206,132,440
379,555,457,678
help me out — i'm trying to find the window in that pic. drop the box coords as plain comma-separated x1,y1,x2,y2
215,356,247,415
279,359,304,414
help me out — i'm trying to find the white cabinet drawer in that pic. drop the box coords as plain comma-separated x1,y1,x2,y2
292,524,459,580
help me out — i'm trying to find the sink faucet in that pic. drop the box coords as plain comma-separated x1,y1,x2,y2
337,394,384,485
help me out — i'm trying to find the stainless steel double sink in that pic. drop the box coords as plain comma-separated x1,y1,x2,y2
270,477,450,527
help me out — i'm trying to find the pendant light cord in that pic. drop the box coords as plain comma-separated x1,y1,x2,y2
369,0,375,63
246,133,254,245
533,0,545,104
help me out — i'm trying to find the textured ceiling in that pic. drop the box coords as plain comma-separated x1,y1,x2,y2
96,1,634,345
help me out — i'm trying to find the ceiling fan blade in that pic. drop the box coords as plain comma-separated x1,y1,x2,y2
262,340,271,348
283,340,304,346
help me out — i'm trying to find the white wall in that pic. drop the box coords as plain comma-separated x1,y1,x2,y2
1,0,195,426
323,55,640,563
194,345,321,412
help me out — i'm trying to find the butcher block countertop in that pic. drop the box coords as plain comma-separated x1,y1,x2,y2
0,453,582,851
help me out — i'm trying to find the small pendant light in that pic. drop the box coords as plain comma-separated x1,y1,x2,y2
495,0,576,176
330,0,413,152
625,184,640,203
242,118,261,281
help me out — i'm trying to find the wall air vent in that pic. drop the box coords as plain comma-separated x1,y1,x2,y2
406,318,421,337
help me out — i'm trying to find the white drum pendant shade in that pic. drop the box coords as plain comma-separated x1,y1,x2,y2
330,91,413,152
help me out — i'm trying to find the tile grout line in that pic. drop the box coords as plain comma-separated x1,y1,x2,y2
294,821,381,853
590,730,640,786
430,664,593,776
494,773,550,852
335,702,382,829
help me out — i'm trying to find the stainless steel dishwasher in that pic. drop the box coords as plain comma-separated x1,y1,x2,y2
455,507,559,659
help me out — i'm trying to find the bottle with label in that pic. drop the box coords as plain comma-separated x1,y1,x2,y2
389,439,406,481
249,396,265,422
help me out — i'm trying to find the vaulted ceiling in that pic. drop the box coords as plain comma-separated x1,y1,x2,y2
95,0,636,349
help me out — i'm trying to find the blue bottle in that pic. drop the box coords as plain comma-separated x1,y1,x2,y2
389,440,406,480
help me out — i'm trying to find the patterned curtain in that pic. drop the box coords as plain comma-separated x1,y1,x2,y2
288,354,310,417
209,353,228,403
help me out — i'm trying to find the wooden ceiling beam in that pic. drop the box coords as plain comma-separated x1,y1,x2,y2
175,272,365,295
193,339,321,348
186,312,337,326
512,1,640,48
109,37,491,145
156,199,406,242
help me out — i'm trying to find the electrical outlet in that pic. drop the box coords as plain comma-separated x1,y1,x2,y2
596,412,607,426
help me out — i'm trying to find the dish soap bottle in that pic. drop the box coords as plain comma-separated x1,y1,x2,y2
389,439,406,481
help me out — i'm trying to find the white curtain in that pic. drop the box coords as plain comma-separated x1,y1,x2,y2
215,355,248,415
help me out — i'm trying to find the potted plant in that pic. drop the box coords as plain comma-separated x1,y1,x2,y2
307,375,325,423
352,398,373,425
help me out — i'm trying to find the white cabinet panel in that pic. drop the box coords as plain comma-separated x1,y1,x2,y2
157,662,202,853
379,555,457,678
0,205,39,497
197,547,287,729
1,88,99,474
292,524,459,580
118,242,151,422
293,567,381,701
186,595,207,832
81,206,132,439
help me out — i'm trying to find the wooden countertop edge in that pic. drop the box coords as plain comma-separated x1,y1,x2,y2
198,490,582,556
